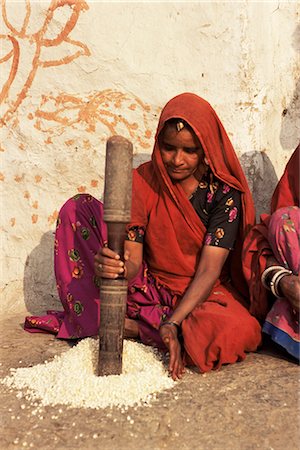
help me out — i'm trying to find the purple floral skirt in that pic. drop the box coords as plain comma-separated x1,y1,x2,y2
25,194,176,347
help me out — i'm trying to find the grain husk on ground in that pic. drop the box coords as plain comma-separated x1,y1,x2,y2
1,338,176,410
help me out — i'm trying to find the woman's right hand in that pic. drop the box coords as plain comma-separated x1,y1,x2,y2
94,246,127,279
279,274,300,312
159,324,185,380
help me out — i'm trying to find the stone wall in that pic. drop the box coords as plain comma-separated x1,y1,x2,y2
1,1,299,313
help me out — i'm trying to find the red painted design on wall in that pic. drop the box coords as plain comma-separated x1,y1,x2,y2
0,0,90,126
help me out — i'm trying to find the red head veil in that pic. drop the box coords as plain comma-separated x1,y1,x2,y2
271,145,299,212
131,93,255,299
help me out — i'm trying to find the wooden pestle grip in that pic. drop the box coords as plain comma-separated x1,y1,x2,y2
98,135,133,376
103,135,133,260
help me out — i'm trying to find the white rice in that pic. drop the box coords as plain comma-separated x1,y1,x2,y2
1,339,175,409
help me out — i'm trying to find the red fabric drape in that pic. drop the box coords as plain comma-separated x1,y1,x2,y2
271,145,299,212
130,93,255,299
243,145,300,320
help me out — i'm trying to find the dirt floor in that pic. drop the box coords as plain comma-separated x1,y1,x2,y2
0,314,299,450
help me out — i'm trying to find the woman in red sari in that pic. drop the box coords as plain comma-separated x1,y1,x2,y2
25,93,261,379
96,93,261,378
243,146,299,360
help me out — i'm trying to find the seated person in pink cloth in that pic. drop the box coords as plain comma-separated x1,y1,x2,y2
243,145,300,360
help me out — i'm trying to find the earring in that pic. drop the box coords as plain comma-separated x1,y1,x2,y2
204,156,209,166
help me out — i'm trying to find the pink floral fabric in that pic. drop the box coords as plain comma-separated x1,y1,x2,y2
263,206,300,359
24,194,177,342
25,194,107,338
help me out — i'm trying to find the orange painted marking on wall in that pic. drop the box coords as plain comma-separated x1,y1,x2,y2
35,90,152,149
35,175,42,183
12,117,19,127
137,136,152,149
90,179,98,188
10,218,16,227
24,190,30,199
77,185,86,193
0,144,5,152
32,214,38,224
0,173,4,181
34,120,41,131
83,140,91,149
0,0,90,126
45,137,53,144
48,210,58,225
32,201,38,209
14,174,25,182
19,143,25,151
0,34,19,108
65,139,75,146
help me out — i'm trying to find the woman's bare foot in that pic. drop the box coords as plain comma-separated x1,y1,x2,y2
124,318,139,338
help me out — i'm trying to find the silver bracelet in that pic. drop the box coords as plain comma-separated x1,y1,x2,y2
270,268,292,297
273,271,292,298
261,265,285,290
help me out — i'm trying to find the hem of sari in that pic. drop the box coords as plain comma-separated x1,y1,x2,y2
24,310,64,335
263,321,300,360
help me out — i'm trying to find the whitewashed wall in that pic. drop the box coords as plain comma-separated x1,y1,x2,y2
1,0,299,314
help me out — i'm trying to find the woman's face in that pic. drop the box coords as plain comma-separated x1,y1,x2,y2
160,123,204,183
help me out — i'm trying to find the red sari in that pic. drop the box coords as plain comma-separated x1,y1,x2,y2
242,146,299,359
129,93,261,371
25,93,261,372
243,146,300,320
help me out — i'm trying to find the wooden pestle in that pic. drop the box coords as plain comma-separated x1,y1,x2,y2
98,135,133,376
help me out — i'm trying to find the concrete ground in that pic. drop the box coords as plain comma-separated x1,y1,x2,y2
0,314,299,450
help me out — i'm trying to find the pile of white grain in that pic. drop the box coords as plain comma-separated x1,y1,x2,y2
1,339,175,409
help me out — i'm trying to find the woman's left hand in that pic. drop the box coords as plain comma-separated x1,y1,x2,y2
159,324,185,380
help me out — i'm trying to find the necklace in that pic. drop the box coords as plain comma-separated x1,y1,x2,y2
188,184,199,200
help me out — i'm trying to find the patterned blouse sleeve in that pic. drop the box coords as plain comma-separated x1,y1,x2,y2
125,225,145,243
204,183,241,250
125,169,148,244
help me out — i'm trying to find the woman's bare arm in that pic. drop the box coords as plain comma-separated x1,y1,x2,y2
159,245,229,380
170,245,229,324
266,256,300,312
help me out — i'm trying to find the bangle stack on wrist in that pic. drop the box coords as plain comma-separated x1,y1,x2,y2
261,265,293,298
